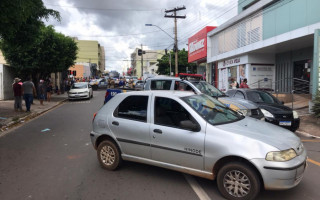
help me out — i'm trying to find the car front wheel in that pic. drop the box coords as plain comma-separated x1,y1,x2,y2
217,162,260,200
97,140,122,170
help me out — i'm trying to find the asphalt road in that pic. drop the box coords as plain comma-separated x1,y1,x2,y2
0,90,319,200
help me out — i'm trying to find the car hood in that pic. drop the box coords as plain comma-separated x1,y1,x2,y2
69,88,88,92
216,117,300,150
218,97,257,110
256,102,292,113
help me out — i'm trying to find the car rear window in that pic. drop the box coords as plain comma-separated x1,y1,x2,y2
151,80,171,90
114,95,148,122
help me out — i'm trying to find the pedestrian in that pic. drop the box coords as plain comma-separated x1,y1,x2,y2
230,78,239,89
240,78,250,89
128,78,133,89
110,79,115,88
12,77,23,111
38,80,45,105
46,82,53,102
22,76,36,112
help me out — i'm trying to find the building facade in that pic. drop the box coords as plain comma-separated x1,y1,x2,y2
131,48,165,78
188,26,216,81
73,39,105,76
207,0,320,97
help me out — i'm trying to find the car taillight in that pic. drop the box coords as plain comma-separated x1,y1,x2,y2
93,112,97,122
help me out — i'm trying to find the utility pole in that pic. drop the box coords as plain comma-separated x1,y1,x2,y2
141,44,143,79
165,6,186,76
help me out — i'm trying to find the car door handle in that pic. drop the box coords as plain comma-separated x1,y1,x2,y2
153,129,162,134
112,121,119,126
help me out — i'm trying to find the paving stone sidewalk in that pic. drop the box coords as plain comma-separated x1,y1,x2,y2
0,93,68,134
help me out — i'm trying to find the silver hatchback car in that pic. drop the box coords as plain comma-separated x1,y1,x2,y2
90,91,306,200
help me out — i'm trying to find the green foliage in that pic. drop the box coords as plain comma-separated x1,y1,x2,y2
156,49,197,75
1,25,78,77
0,0,60,40
312,91,320,118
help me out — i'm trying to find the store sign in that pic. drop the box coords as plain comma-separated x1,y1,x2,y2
223,58,241,67
188,26,216,63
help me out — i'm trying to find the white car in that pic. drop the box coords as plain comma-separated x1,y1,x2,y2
68,82,93,100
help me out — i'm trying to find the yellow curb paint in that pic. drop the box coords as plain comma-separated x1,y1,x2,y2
301,140,320,142
307,158,320,167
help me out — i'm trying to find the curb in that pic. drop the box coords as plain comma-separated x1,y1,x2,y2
296,130,320,139
0,98,67,134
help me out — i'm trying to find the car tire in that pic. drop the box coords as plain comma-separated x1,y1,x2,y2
97,140,122,170
217,162,260,200
90,93,93,98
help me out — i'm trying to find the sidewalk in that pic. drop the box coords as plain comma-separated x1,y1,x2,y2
0,93,68,134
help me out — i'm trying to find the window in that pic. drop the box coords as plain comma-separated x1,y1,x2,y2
151,80,172,90
174,81,193,91
114,96,148,122
234,91,245,99
154,97,196,130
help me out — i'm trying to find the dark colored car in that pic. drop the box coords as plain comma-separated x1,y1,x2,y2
226,89,300,132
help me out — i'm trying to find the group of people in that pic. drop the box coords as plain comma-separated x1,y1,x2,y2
107,77,134,89
12,77,55,112
230,78,249,89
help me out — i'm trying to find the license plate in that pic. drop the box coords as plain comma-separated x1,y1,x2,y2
75,95,80,97
279,121,291,126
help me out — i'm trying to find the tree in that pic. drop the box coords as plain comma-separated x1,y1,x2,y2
0,0,60,40
0,25,78,78
312,91,320,118
156,49,197,75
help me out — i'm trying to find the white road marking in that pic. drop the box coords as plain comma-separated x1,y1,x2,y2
184,174,211,200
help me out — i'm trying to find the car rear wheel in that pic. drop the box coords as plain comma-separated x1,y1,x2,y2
97,140,122,170
217,162,260,200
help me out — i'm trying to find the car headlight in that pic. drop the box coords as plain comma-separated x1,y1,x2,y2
266,149,297,161
261,109,274,118
293,111,299,119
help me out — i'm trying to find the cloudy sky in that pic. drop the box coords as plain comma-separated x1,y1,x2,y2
43,0,238,73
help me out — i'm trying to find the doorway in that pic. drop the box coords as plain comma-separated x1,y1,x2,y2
293,60,311,93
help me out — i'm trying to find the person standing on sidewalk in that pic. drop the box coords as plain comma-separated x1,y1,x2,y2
38,80,45,105
46,82,53,102
22,76,36,112
12,77,23,111
240,78,250,89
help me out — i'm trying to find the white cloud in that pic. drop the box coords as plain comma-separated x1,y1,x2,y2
44,0,238,73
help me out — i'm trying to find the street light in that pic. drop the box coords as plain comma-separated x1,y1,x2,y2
145,24,176,76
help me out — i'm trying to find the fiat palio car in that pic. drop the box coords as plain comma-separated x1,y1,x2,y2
68,82,93,100
90,91,306,200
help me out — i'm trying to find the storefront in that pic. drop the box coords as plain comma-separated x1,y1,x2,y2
217,54,275,92
188,26,216,82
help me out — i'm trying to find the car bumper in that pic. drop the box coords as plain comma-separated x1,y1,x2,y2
265,117,300,131
250,149,307,190
68,93,90,99
90,131,98,149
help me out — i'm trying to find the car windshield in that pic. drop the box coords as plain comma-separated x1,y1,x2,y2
72,83,87,89
191,81,226,97
247,91,279,104
182,94,243,125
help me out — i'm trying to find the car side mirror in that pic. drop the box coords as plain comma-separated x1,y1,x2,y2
180,120,200,132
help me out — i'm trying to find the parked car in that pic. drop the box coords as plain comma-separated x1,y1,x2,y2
226,89,300,132
68,82,93,100
144,76,264,119
133,80,144,90
91,91,307,200
90,78,108,90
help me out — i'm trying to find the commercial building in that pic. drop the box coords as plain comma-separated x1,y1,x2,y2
207,0,320,98
130,48,165,78
188,26,216,80
0,51,14,100
72,39,105,77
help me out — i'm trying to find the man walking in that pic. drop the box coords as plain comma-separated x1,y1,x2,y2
22,76,36,112
12,77,23,111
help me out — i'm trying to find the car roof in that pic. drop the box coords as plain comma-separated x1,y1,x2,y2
147,76,181,81
118,90,195,98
